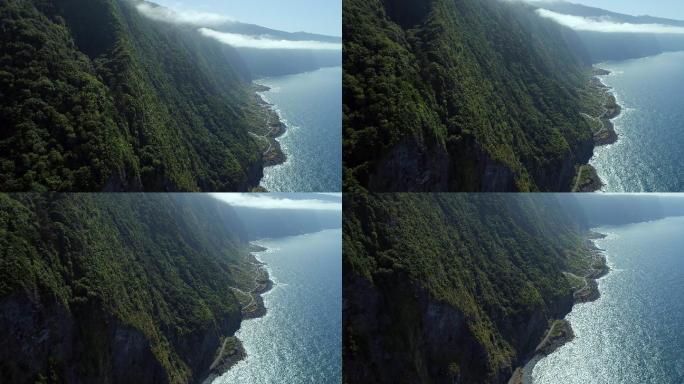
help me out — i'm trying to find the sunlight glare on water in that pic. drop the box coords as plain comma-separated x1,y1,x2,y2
213,229,342,384
532,217,684,383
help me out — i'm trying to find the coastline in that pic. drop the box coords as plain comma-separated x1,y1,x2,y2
202,243,275,384
509,231,610,384
247,84,288,192
590,69,622,146
254,84,288,167
573,67,623,192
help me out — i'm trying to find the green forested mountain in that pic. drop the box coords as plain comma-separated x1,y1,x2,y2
344,193,684,383
0,193,255,383
343,193,598,383
343,0,596,192
0,0,265,192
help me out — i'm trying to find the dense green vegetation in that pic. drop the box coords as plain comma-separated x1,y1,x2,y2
0,0,265,191
343,0,596,192
0,193,257,383
343,193,596,383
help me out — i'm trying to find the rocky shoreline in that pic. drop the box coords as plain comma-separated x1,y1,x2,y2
253,84,288,166
509,232,609,384
573,68,623,192
590,70,622,146
201,337,247,384
201,243,274,383
244,84,288,192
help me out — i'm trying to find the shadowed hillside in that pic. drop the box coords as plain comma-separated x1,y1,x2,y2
0,0,266,191
343,0,596,192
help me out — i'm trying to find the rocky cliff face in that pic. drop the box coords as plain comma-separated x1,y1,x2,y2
343,194,593,383
0,194,253,383
368,131,593,192
0,293,241,384
344,270,575,384
533,136,594,192
0,294,169,384
369,139,451,192
344,271,486,384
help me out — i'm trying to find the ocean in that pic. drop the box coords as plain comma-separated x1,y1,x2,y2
257,67,342,192
212,229,342,384
531,216,684,383
590,51,684,192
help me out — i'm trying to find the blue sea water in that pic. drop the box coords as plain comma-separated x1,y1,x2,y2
212,229,342,384
590,51,684,192
257,67,342,192
532,216,684,383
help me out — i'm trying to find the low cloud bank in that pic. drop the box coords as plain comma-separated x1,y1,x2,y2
198,28,342,50
135,3,339,50
212,194,342,211
136,3,231,26
537,9,684,34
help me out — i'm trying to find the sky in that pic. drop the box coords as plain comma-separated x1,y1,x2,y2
569,0,684,21
151,0,341,36
211,193,342,211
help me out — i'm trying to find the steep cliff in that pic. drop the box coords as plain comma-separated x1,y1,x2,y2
343,0,595,192
0,193,256,383
343,194,597,383
0,0,265,191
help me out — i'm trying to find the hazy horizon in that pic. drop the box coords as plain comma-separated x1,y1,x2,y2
150,0,341,37
558,0,684,21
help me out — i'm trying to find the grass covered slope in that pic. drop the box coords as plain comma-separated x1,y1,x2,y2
343,0,595,192
0,193,258,383
0,0,264,191
343,193,597,383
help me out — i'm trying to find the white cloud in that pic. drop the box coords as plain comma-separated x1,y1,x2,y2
136,3,231,26
198,28,342,50
135,3,340,50
211,194,342,211
318,193,342,197
536,9,684,34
